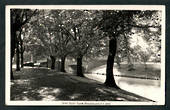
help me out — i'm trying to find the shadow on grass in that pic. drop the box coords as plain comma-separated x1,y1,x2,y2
11,68,153,101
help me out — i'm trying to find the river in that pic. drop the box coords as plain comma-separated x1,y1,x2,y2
85,65,162,102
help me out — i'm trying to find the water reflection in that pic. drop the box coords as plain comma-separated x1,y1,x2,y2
115,77,160,102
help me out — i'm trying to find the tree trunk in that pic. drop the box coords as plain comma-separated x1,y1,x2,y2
11,39,15,80
21,51,24,68
124,34,135,71
116,55,121,69
77,55,84,77
144,62,147,70
47,58,49,67
16,40,20,71
11,57,14,80
50,56,56,70
60,56,66,72
105,37,119,88
20,40,24,68
127,56,135,71
11,29,16,80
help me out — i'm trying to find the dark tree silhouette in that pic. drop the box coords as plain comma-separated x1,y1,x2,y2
99,10,160,87
105,37,118,87
50,55,56,69
10,9,37,79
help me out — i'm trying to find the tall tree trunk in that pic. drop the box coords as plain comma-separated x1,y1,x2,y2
77,55,84,77
47,58,49,68
16,40,20,71
105,37,119,88
11,29,16,80
20,40,24,68
127,56,135,71
11,39,15,80
60,56,66,72
116,54,121,69
50,56,56,70
11,56,14,80
124,34,134,71
144,62,147,70
21,51,24,68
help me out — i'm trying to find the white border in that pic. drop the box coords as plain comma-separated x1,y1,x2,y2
5,5,166,106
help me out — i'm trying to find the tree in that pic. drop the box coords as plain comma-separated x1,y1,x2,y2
28,10,106,75
19,28,27,68
99,10,161,87
28,10,58,69
116,33,135,70
99,11,133,87
21,21,48,64
138,48,152,70
15,29,22,71
10,9,37,79
27,10,74,70
49,10,74,72
59,10,105,77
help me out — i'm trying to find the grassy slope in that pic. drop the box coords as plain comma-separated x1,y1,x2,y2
88,61,160,80
11,68,153,101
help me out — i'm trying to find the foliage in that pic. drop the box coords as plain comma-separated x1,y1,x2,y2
98,10,162,87
99,10,161,63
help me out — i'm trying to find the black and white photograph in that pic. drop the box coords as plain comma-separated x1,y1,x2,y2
5,5,165,105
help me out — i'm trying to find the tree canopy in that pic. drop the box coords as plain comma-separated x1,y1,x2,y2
11,9,162,89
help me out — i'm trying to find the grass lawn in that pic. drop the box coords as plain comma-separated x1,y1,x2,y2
89,62,160,80
10,67,153,102
116,63,160,80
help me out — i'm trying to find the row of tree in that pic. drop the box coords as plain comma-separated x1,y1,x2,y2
11,9,161,88
10,9,38,79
